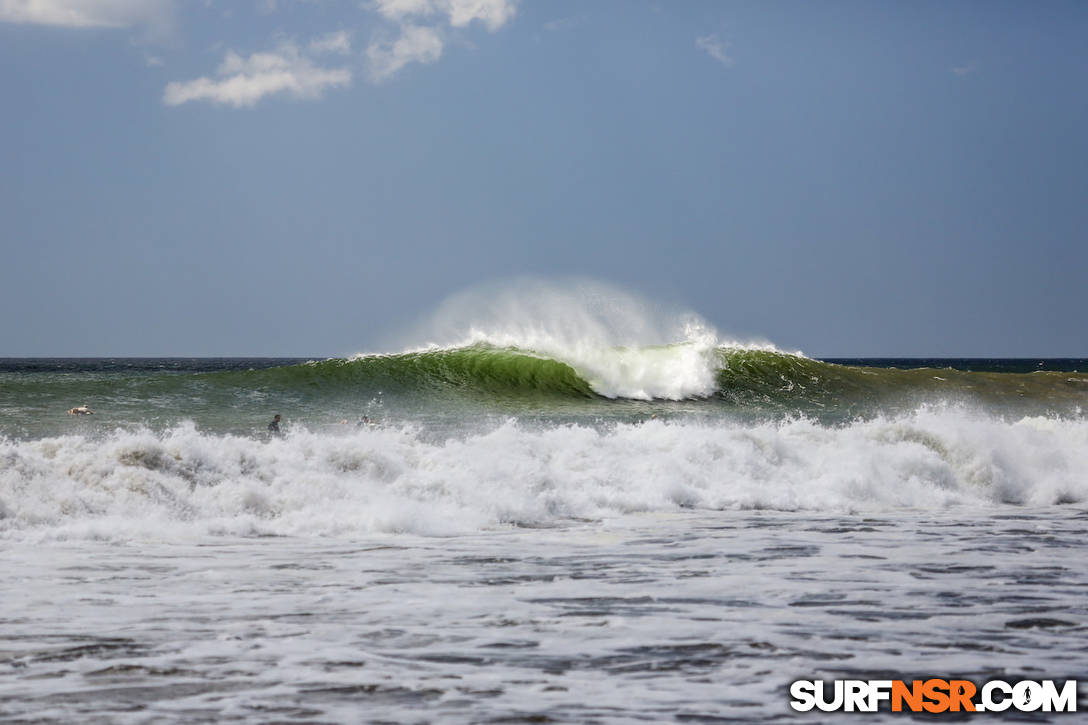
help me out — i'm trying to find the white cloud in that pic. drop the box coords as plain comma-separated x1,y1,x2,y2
371,0,434,22
365,0,514,81
372,0,516,32
163,41,351,108
696,33,733,67
0,0,172,29
446,0,515,31
367,23,442,82
310,29,352,55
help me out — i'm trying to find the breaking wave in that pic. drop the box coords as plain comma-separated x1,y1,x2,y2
221,346,1088,414
2,409,1086,542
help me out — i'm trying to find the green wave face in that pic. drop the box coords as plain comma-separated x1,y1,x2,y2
715,349,1088,416
2,348,1085,439
224,345,597,400
218,345,1088,416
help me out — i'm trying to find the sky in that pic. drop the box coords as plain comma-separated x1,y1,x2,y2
1,0,1086,357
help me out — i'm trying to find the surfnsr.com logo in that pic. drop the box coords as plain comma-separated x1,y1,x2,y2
790,679,1078,713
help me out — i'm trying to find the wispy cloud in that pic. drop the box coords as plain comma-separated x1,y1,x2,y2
695,33,733,67
163,40,351,108
952,61,978,77
366,0,516,80
372,0,517,32
0,0,173,31
310,29,352,55
369,0,431,22
445,0,516,31
367,23,442,82
3,1,517,105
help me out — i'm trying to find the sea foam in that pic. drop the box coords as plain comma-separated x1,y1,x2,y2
2,408,1085,543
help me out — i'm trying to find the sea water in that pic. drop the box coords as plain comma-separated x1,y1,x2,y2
2,288,1087,722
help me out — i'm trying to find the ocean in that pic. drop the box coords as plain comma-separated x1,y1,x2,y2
2,340,1087,721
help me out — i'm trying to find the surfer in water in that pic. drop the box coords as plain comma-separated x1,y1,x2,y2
67,405,94,415
268,414,282,436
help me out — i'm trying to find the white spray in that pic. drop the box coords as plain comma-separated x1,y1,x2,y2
379,277,780,400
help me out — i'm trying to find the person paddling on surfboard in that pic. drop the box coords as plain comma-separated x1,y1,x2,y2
67,404,94,415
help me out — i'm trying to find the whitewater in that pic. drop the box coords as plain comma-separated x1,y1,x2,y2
3,411,1087,543
2,282,1087,722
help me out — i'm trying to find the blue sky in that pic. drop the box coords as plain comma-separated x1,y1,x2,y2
1,0,1085,357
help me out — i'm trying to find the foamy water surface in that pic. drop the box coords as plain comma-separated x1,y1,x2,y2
2,411,1087,722
2,507,1086,723
3,410,1087,542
